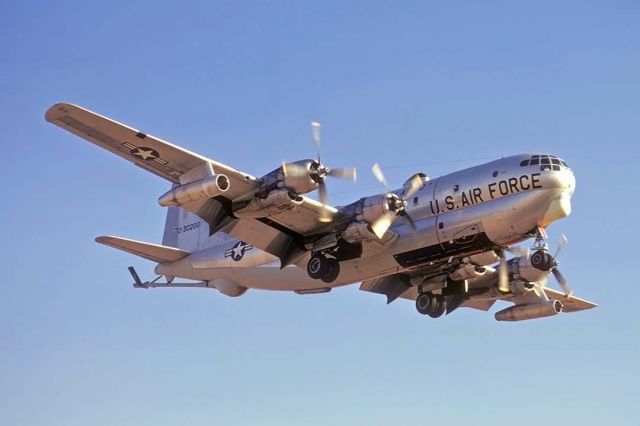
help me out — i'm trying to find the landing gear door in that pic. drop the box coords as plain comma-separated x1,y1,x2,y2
436,214,488,257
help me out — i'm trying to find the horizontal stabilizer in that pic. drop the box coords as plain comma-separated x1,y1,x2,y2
95,236,190,263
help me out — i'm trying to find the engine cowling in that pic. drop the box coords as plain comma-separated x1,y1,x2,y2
448,263,487,281
494,300,563,321
510,255,549,283
508,280,535,295
358,194,403,224
234,189,303,218
341,221,378,243
281,160,321,195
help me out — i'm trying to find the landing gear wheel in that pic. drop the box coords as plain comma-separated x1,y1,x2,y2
428,294,446,318
531,250,553,271
320,259,340,283
416,292,433,315
307,255,330,279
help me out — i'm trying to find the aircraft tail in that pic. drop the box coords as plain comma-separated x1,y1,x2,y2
162,206,218,252
95,236,190,263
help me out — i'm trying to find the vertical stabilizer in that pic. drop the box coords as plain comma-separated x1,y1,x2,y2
162,205,224,251
162,207,180,248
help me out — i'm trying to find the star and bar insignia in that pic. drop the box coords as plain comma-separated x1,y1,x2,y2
225,241,254,262
122,141,168,165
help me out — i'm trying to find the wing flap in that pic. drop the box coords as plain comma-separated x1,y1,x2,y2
95,235,190,263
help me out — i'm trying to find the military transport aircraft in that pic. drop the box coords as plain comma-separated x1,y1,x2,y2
46,103,596,321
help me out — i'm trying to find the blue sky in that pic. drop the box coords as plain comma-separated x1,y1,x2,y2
1,1,639,424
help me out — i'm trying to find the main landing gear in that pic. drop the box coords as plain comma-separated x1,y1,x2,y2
415,291,446,318
307,254,340,283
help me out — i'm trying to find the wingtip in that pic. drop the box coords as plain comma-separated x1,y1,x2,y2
44,102,78,123
95,235,115,245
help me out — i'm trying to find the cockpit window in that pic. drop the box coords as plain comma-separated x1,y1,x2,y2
520,154,569,171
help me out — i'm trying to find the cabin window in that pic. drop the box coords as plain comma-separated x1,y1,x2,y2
520,160,529,166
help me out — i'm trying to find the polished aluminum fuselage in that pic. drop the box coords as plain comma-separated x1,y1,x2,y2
156,154,576,292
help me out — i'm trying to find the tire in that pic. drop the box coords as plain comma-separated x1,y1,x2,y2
416,293,433,315
428,295,446,318
531,250,553,271
321,259,340,283
307,255,329,279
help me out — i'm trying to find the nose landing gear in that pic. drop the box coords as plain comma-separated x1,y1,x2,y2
307,254,340,283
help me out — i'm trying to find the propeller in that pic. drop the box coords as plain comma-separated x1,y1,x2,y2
369,163,423,238
549,234,572,297
497,234,573,298
282,122,357,222
496,249,510,294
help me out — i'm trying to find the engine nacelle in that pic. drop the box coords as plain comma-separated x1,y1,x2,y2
234,189,303,218
494,300,563,321
467,251,500,266
281,160,320,195
511,255,549,283
158,174,230,207
449,263,487,281
341,221,378,243
358,194,399,224
508,280,535,295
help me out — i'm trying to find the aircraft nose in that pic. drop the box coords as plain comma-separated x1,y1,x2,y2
540,166,575,226
544,166,576,196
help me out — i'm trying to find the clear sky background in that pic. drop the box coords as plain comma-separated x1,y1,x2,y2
1,1,638,425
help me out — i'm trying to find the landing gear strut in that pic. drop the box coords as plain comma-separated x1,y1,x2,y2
415,291,446,318
307,254,340,283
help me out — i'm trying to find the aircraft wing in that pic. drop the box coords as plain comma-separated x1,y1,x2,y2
45,103,259,196
46,103,343,264
508,287,597,312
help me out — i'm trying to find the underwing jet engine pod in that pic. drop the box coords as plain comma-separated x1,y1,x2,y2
158,173,230,207
495,300,563,321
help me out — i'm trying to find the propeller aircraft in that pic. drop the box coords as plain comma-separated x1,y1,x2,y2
46,103,596,321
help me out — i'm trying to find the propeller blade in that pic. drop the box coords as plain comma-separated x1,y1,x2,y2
554,233,568,258
328,167,357,181
552,268,573,297
404,174,423,199
372,163,390,189
403,213,418,232
371,212,396,239
282,161,309,177
310,121,321,162
317,182,332,223
497,251,509,293
506,245,529,257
